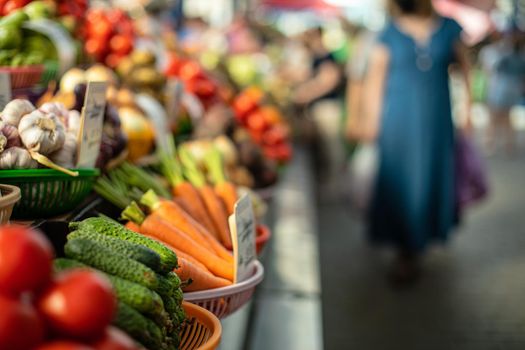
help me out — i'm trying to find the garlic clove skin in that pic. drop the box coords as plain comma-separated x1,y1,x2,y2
18,110,66,155
0,99,36,127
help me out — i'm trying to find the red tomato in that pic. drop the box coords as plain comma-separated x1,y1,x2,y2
276,143,292,163
89,18,112,39
262,125,288,146
232,93,258,120
109,35,133,55
92,327,139,350
85,38,107,62
37,270,116,340
0,294,45,350
246,110,268,133
186,78,216,98
105,53,125,69
178,61,203,81
0,226,53,296
35,341,95,350
2,0,27,15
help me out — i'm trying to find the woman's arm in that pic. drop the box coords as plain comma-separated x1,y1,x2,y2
292,61,342,105
454,41,473,132
360,45,389,142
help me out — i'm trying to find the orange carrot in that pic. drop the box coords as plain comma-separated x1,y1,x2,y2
204,147,238,216
141,190,233,263
141,233,210,272
125,221,141,232
123,204,233,281
199,185,232,247
214,181,237,216
175,257,232,292
173,182,217,236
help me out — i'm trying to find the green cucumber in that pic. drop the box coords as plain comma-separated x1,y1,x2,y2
64,238,160,292
68,230,161,273
69,217,178,274
114,301,166,350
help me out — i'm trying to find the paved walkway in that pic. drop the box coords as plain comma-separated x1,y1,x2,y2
319,152,525,350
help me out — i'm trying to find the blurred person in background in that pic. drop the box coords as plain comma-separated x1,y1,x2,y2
292,27,345,199
481,28,525,154
349,0,472,284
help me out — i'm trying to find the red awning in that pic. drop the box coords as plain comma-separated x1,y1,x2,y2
261,0,338,11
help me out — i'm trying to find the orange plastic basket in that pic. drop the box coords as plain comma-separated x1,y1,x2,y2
0,65,44,89
0,184,21,224
181,301,222,350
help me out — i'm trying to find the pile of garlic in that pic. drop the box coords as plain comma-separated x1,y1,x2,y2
0,99,81,172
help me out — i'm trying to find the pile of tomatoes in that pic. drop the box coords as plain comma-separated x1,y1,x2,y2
232,87,292,164
83,8,134,68
165,55,223,110
0,226,138,350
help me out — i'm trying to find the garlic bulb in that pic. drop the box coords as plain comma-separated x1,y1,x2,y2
40,102,69,121
0,147,37,169
0,121,21,149
1,99,36,127
49,133,77,168
18,110,66,155
66,110,81,137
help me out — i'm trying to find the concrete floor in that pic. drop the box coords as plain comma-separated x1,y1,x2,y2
319,152,525,350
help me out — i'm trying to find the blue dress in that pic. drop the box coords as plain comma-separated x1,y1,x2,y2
369,17,462,252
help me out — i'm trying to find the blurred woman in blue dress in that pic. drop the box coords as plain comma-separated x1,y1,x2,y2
350,0,472,284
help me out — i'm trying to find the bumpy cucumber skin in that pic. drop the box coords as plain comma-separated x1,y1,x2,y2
64,238,160,291
114,301,166,350
70,217,178,273
68,230,162,273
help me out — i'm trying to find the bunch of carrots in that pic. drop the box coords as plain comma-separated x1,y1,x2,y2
94,143,241,292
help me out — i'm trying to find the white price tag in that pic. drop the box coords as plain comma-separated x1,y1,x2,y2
0,72,12,110
23,19,76,75
135,93,175,158
228,193,257,283
76,82,108,168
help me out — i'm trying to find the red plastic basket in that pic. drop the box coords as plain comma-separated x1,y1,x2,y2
184,260,264,319
0,65,44,89
223,224,271,256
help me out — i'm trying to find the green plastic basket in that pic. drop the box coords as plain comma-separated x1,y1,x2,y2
0,169,100,220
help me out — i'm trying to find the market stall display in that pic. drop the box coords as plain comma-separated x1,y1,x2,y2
0,1,301,345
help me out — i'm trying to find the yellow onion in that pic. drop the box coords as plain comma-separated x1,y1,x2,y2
118,107,155,161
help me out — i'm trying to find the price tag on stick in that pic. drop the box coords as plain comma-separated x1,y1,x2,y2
229,194,257,283
0,72,12,110
76,81,108,168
